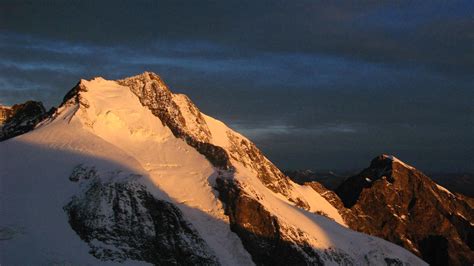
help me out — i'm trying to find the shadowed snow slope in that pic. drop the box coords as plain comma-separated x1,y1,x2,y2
0,72,426,265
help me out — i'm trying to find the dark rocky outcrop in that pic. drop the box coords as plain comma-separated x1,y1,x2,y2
0,101,49,141
305,181,359,225
61,81,90,109
215,177,325,266
64,165,219,265
331,155,474,266
226,132,296,201
215,177,408,265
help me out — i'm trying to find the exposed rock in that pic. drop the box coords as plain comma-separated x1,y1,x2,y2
216,176,416,265
226,132,298,203
305,181,358,225
0,100,49,141
117,72,233,171
333,155,474,266
215,177,325,266
62,81,90,108
0,105,13,124
64,166,219,265
69,164,99,182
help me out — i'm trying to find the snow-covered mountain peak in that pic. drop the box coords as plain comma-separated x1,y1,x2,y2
70,77,173,140
1,73,427,265
60,72,168,110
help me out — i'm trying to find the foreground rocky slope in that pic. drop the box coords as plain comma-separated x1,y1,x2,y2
65,165,218,265
306,155,473,266
0,72,425,265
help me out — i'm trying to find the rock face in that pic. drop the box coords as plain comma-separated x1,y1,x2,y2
305,181,357,224
334,155,474,266
216,178,325,266
117,73,232,170
0,105,13,123
64,165,218,265
0,101,48,141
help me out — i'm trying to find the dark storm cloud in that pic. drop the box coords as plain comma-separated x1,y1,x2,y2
1,0,473,171
3,0,472,76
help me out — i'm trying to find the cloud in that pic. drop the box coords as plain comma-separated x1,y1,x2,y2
5,32,451,104
1,1,473,171
230,122,358,140
2,1,473,76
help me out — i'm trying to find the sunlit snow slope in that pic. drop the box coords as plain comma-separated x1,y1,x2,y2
0,73,426,265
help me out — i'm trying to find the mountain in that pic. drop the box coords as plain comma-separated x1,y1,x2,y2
0,72,425,265
0,100,50,141
306,155,473,266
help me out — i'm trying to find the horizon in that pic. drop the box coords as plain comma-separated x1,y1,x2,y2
1,1,473,172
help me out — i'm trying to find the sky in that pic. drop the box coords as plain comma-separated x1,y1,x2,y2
1,0,473,172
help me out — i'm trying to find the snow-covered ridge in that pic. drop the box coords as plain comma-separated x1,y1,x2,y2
1,72,426,265
382,154,415,170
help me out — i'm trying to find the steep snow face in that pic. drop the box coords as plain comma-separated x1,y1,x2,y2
382,154,416,170
1,73,426,265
